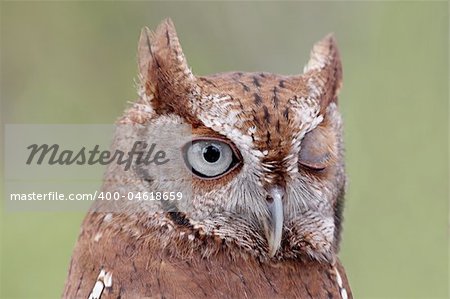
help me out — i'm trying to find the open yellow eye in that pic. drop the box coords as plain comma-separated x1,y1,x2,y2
298,126,333,171
183,138,241,179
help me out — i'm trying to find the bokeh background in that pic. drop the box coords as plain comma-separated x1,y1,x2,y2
1,1,448,298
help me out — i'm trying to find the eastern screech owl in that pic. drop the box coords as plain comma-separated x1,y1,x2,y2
63,19,352,299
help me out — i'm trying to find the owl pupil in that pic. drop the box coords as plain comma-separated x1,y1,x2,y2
203,145,221,163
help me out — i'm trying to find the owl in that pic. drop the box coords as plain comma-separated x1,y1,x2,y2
63,19,352,299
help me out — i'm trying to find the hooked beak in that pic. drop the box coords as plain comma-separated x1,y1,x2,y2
263,186,284,257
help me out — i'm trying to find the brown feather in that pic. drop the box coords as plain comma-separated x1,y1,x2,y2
64,212,352,299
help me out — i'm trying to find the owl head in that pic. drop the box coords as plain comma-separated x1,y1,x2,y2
110,19,345,264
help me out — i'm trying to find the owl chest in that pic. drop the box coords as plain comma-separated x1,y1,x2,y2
66,225,350,299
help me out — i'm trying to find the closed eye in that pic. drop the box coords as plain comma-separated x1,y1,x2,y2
298,126,333,171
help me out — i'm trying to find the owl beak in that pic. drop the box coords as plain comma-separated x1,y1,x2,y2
264,186,284,257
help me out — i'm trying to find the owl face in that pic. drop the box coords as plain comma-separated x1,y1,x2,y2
121,19,345,263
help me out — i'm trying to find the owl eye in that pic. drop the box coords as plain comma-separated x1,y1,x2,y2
298,127,332,171
183,139,240,179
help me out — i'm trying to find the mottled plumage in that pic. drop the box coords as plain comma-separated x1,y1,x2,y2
64,19,352,298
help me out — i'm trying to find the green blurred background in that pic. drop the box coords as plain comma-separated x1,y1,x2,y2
1,1,448,298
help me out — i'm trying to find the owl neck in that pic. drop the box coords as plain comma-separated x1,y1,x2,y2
86,208,336,265
75,211,349,298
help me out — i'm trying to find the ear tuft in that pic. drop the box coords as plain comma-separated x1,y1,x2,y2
136,19,196,112
137,26,153,93
303,34,343,110
150,18,194,82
